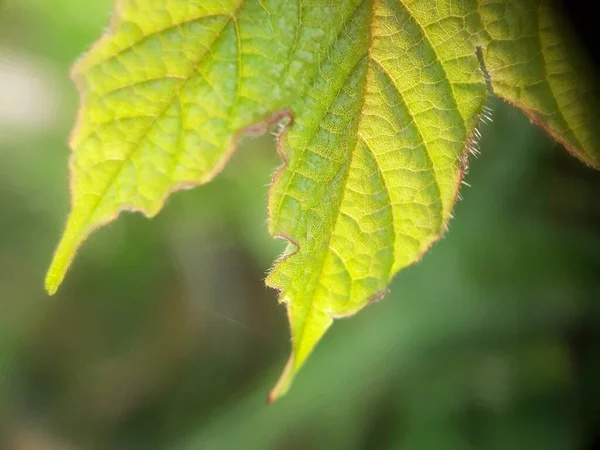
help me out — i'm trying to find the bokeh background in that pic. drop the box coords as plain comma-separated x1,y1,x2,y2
1,1,599,449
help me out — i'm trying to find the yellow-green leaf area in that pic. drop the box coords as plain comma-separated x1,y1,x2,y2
266,0,488,399
46,0,360,293
479,0,600,167
47,0,599,401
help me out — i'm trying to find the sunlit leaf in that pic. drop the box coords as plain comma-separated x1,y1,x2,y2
46,0,599,400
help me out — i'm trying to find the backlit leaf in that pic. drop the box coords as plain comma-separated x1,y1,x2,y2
46,0,599,400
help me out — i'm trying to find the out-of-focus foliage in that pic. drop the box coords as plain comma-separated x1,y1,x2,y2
1,1,599,449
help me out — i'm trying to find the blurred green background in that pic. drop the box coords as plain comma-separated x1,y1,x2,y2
1,1,599,449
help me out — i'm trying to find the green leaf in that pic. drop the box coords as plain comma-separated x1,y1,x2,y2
479,0,600,168
46,0,599,400
265,0,489,399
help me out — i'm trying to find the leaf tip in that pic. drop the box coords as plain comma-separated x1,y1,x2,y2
268,352,296,403
44,276,59,296
45,214,86,295
268,304,334,403
45,242,71,295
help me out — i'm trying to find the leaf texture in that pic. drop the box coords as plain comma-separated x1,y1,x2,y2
46,0,358,292
479,0,600,168
46,0,599,400
266,0,488,398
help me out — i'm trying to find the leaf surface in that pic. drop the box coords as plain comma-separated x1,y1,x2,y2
46,0,357,292
47,0,599,400
266,0,488,398
479,0,600,168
